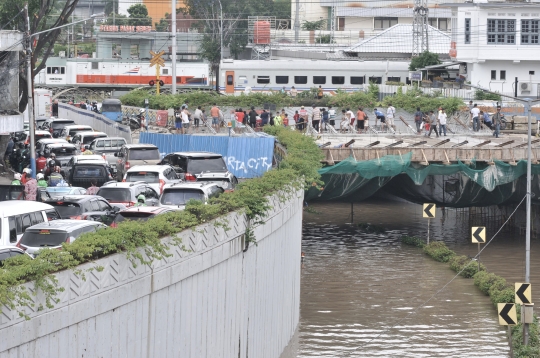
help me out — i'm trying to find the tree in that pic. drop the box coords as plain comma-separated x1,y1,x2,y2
301,19,326,31
155,13,170,32
127,4,152,27
409,51,441,72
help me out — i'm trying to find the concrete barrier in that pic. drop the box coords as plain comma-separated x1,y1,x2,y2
0,190,302,358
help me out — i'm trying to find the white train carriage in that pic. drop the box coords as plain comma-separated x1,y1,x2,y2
35,57,209,88
219,59,412,94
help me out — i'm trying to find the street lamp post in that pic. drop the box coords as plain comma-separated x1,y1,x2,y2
24,8,104,178
218,0,223,62
171,0,177,94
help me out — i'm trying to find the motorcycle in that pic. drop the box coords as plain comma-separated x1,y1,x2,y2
123,114,141,130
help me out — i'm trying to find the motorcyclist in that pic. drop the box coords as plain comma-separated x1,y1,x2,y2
37,173,48,188
36,152,47,174
21,168,31,185
9,146,19,173
19,144,30,172
48,167,64,187
11,173,22,185
135,194,146,207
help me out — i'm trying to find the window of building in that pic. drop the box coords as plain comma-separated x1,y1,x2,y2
331,76,345,85
429,18,449,31
500,70,506,80
465,18,471,44
275,76,289,84
487,19,516,44
439,18,448,31
338,18,345,31
257,76,270,84
313,76,326,85
530,71,536,75
350,76,365,85
521,20,539,45
374,17,398,30
491,70,496,80
294,76,307,84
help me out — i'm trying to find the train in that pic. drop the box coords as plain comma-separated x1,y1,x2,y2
35,57,413,95
218,59,412,94
34,57,209,89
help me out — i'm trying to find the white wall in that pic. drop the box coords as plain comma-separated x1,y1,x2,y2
0,190,303,358
291,0,328,32
468,61,539,96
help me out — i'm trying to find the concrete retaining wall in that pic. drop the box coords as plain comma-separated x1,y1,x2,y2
0,190,303,357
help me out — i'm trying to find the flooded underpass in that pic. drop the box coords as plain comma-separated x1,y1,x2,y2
279,196,536,357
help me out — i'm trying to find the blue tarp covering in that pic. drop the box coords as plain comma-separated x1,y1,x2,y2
139,133,275,178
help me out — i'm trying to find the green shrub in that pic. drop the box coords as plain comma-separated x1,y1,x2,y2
423,241,455,262
489,287,515,306
449,255,486,278
401,236,425,248
473,271,507,295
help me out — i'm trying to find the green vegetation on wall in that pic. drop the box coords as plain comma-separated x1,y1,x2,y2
0,126,322,318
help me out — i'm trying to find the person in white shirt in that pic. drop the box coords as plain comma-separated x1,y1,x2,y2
438,108,448,136
290,86,297,97
346,108,355,129
387,104,396,130
470,103,481,132
328,106,336,127
193,106,203,127
181,106,190,134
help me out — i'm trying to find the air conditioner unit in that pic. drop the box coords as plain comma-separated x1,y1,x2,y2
521,82,532,92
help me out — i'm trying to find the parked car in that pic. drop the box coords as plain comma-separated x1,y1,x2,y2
40,118,75,138
63,155,113,180
46,186,87,198
72,131,108,151
159,182,224,210
115,144,161,181
86,137,128,170
44,195,123,225
59,125,93,142
159,152,231,182
17,220,107,257
97,181,160,207
0,201,57,245
110,206,174,227
12,130,52,144
123,165,179,194
0,245,32,266
196,172,238,191
35,117,48,129
43,143,79,167
67,162,114,188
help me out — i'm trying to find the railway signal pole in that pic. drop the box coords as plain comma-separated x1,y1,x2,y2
150,51,165,95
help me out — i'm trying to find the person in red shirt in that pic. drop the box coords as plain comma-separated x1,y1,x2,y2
236,109,245,125
356,107,367,133
36,153,47,174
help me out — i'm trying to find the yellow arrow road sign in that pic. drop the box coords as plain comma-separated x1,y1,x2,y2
423,203,435,218
471,227,486,243
498,303,517,325
515,283,532,304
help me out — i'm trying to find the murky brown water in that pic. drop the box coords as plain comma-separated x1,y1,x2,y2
281,197,519,357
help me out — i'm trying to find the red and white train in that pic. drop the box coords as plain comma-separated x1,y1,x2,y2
35,57,210,89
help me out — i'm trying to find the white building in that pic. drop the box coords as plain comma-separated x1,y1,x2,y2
446,1,540,97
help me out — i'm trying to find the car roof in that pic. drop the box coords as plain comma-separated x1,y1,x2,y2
126,165,172,173
0,245,24,253
77,131,107,137
123,144,158,149
0,201,54,217
168,151,223,158
45,195,105,203
73,155,107,162
63,125,93,129
162,182,217,190
47,143,78,149
31,130,51,135
102,99,121,104
38,138,67,144
100,181,147,188
25,219,104,231
46,186,85,192
47,118,75,123
94,136,126,141
119,206,171,214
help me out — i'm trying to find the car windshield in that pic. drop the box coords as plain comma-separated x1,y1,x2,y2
101,103,121,112
73,166,106,178
52,121,74,129
35,134,50,141
114,212,154,224
82,135,106,144
129,148,160,160
49,202,82,218
51,147,77,157
96,188,131,202
160,189,204,206
126,171,159,183
20,229,69,247
46,187,74,195
188,157,228,174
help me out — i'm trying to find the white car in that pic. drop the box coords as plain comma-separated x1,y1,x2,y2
59,125,94,142
123,165,179,194
159,182,224,210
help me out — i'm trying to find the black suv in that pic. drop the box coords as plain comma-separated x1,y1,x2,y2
67,162,114,188
159,151,231,181
44,195,123,225
41,118,75,138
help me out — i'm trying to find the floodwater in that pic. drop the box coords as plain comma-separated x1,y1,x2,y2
281,197,520,357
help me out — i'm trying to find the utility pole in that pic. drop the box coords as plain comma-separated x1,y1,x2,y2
412,0,429,57
524,98,532,345
294,0,300,43
24,4,36,178
171,0,177,94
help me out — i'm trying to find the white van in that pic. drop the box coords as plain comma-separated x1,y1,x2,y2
0,201,57,246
